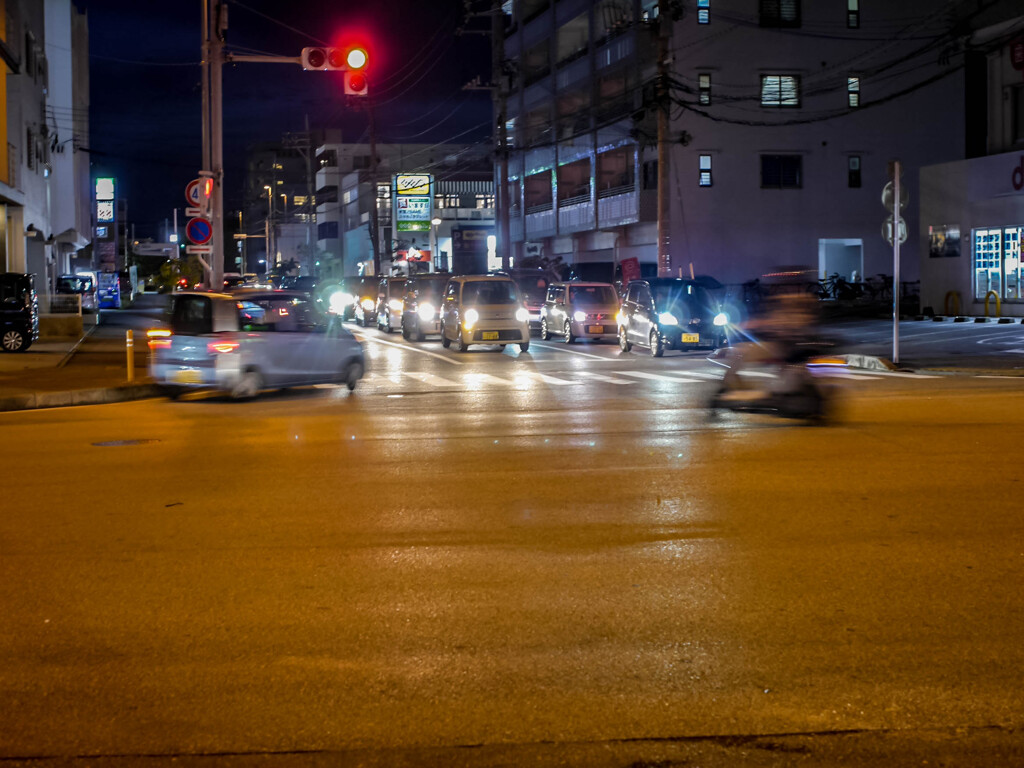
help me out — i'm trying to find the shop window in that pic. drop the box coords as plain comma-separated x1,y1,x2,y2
698,73,711,106
847,0,860,28
848,76,860,108
972,227,1023,300
699,155,712,187
697,0,710,24
761,75,800,107
761,155,801,188
848,156,861,188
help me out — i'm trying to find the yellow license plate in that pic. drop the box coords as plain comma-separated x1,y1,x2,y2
681,333,700,343
587,325,605,334
481,331,499,340
171,368,204,384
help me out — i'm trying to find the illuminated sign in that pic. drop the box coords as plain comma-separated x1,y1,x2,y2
97,200,114,223
95,177,115,201
392,174,433,232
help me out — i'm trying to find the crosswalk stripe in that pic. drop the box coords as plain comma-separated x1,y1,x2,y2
401,371,460,387
577,371,635,385
617,370,702,383
519,371,577,386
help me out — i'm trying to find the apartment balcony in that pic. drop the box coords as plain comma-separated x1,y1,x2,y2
558,195,594,233
524,202,555,239
594,27,636,71
597,184,640,228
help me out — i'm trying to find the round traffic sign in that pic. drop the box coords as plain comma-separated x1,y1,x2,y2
186,216,213,245
185,178,203,207
881,181,909,213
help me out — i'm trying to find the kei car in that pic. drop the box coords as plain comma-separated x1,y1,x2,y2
148,289,365,399
617,277,729,356
0,272,40,353
540,281,620,343
439,274,531,353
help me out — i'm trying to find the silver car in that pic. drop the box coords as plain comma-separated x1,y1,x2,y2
540,281,619,343
149,290,365,399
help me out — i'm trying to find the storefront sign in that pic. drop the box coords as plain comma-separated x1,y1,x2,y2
392,174,434,232
968,151,1024,201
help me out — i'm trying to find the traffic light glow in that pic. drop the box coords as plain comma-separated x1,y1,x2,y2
346,48,368,70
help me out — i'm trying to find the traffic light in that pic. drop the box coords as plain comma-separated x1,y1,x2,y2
198,170,214,216
301,47,346,70
344,70,368,96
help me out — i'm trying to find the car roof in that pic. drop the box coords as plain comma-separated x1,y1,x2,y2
552,281,615,288
631,277,702,286
453,274,514,282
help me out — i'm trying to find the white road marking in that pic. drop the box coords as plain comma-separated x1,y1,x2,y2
531,341,617,360
519,371,577,386
618,370,702,384
578,372,635,385
352,333,463,365
401,371,461,387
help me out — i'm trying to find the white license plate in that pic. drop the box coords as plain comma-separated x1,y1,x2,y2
481,331,499,340
681,333,700,343
171,368,204,384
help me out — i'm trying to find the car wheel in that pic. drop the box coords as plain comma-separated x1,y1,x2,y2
455,330,469,353
1,328,28,352
384,312,393,333
231,369,263,400
540,317,550,341
563,321,575,344
412,323,424,342
649,329,664,358
519,340,530,353
440,323,451,348
344,360,364,391
618,326,632,353
401,321,411,340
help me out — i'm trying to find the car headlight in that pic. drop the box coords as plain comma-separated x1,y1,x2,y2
464,308,479,329
615,310,624,326
516,307,529,323
360,297,374,310
573,310,586,322
328,292,350,314
388,298,403,312
713,311,729,327
658,312,678,325
417,302,435,321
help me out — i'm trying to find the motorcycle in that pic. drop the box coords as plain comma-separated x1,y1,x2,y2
707,339,841,424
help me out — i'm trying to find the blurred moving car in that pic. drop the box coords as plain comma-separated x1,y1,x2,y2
401,273,449,341
0,272,39,352
280,275,318,293
540,281,619,343
148,289,364,399
618,277,728,357
375,276,406,333
439,274,530,353
55,273,97,311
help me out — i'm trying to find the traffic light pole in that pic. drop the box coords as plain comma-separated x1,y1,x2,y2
656,0,671,278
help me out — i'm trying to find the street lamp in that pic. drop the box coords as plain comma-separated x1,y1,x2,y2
430,217,442,272
263,185,275,269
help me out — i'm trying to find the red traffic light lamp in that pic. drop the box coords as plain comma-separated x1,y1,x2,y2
346,47,367,70
344,70,368,96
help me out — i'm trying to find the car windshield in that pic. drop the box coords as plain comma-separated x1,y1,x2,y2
237,296,328,333
412,276,448,300
511,275,549,305
569,285,618,307
462,280,519,305
0,274,30,305
171,295,213,335
651,282,715,317
56,276,94,293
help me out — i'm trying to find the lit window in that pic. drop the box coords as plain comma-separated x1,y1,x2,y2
848,76,860,108
847,0,859,28
697,0,709,24
761,75,800,107
698,73,711,105
699,154,712,187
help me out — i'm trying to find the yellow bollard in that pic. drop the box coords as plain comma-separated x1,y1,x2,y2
984,290,1001,318
126,329,135,383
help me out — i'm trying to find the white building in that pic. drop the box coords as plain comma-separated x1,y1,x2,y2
0,0,90,298
501,0,1017,291
919,16,1024,317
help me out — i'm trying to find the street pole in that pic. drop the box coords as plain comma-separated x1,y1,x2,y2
369,94,381,276
210,1,225,292
492,0,510,271
893,160,901,365
656,0,671,278
305,114,316,277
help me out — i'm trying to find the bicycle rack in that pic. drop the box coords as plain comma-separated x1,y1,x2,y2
984,290,1001,318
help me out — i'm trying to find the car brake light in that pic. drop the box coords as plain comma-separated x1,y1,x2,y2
147,329,172,349
207,340,240,354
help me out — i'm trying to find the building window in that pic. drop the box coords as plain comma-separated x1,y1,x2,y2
759,0,801,28
761,75,800,107
761,155,802,188
847,0,860,28
847,76,860,108
317,221,339,240
848,156,861,188
697,0,709,24
698,73,711,105
974,227,1024,300
699,155,712,186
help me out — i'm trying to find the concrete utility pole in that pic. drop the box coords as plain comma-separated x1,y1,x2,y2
492,0,510,271
655,0,671,278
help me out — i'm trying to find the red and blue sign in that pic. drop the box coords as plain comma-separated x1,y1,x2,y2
186,217,213,246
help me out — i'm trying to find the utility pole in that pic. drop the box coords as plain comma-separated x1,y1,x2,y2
200,0,225,290
492,0,510,271
369,96,381,276
655,0,671,278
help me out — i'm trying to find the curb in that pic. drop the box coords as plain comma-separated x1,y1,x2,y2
840,354,899,372
0,383,162,413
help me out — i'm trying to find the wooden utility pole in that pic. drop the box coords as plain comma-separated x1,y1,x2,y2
656,0,671,277
493,0,510,271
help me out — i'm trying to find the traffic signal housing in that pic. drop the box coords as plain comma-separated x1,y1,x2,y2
198,170,214,216
301,47,347,70
344,70,368,96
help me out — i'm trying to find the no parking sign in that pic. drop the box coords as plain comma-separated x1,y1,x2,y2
186,217,213,245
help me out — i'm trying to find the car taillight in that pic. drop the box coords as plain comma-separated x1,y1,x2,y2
207,340,240,354
147,329,172,349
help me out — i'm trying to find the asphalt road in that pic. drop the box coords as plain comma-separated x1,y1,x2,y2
2,330,1024,766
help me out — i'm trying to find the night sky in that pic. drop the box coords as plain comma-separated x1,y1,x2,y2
77,0,493,239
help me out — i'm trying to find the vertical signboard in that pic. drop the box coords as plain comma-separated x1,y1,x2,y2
93,177,118,272
392,174,433,233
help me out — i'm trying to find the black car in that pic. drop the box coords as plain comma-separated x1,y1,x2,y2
618,277,728,357
0,272,40,352
401,273,449,341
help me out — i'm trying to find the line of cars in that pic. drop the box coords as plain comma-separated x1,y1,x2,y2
147,269,732,400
